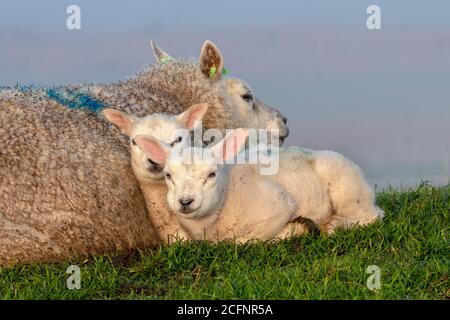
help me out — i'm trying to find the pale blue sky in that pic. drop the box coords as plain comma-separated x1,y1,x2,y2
1,1,449,188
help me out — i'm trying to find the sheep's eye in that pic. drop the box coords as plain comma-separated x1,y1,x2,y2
165,172,172,180
242,93,253,103
208,172,216,179
171,136,183,147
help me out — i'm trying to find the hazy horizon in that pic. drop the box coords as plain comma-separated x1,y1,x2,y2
1,0,449,189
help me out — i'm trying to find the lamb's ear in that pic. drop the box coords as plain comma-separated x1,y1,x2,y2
150,40,174,64
211,129,248,162
102,109,135,136
176,103,209,130
199,40,224,81
133,135,171,165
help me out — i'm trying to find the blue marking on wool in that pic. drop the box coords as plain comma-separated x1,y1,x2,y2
1,84,105,112
46,87,104,112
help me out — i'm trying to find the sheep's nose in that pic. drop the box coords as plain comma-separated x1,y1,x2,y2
274,109,288,124
179,198,194,208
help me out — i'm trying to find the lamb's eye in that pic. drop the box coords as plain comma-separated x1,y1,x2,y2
208,172,216,179
242,93,253,103
165,172,172,180
171,136,183,147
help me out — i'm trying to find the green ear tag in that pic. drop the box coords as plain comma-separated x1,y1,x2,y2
221,67,229,75
209,66,217,79
160,56,173,64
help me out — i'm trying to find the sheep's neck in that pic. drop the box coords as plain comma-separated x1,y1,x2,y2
88,62,225,130
177,212,220,241
89,62,199,111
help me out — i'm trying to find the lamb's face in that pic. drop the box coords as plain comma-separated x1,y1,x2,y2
164,149,225,219
103,103,209,183
130,115,190,181
164,129,248,219
216,78,289,144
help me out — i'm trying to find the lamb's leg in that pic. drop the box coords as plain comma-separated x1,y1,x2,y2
274,214,322,239
308,150,384,233
320,207,383,234
275,222,309,239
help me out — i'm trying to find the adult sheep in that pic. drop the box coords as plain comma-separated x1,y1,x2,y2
0,41,289,266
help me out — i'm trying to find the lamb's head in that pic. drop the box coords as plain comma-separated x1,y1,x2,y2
141,129,249,219
103,103,209,182
151,40,289,144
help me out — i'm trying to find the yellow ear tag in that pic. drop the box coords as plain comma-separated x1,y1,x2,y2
209,66,228,78
209,65,217,79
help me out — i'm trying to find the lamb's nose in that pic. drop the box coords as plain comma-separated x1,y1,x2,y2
179,198,194,208
282,116,287,124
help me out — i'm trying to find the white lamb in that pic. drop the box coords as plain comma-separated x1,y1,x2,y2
283,146,385,233
138,129,383,242
102,103,209,243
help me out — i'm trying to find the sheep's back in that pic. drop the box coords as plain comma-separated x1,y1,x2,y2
0,92,159,265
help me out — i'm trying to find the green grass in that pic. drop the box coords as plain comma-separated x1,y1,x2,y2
1,183,448,299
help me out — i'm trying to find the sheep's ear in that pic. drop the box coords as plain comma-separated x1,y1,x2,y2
176,103,209,130
199,40,224,81
102,109,135,136
133,135,171,165
211,129,248,162
150,40,174,64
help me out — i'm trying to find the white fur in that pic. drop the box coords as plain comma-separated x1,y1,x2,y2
162,132,383,242
103,103,209,243
106,111,383,243
164,148,298,242
284,146,384,233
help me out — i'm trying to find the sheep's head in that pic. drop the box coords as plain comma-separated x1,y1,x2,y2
151,41,289,145
103,103,209,182
141,129,249,219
